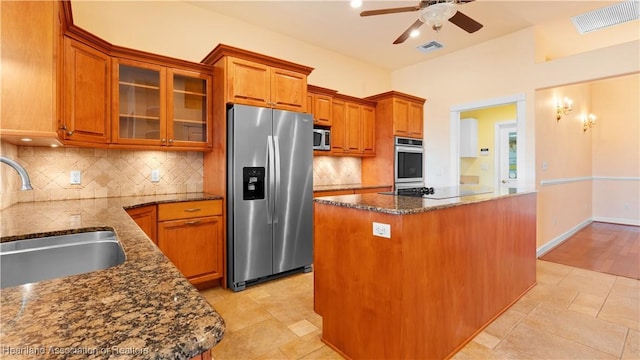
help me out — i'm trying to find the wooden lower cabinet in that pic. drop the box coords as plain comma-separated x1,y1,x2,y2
158,215,223,286
157,200,224,288
126,205,157,244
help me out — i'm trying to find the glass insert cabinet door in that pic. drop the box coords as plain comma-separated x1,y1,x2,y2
113,58,211,148
167,69,210,145
115,61,166,144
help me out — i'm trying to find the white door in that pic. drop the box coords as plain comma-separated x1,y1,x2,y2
496,123,518,189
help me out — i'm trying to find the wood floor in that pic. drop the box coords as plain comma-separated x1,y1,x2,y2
540,222,640,280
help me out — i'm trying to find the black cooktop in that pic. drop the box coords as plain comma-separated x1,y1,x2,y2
381,186,494,200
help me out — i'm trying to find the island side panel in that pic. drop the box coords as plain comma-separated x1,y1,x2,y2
314,202,403,359
400,193,537,359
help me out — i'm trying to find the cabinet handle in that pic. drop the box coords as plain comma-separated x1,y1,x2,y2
183,208,201,212
168,139,173,144
161,138,166,143
184,220,200,225
59,124,74,136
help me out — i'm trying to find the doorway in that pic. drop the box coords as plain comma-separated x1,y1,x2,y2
450,93,526,189
496,121,518,190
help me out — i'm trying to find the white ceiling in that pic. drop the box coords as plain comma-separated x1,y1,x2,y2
185,0,619,71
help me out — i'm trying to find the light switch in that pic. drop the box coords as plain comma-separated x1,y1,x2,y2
151,169,160,183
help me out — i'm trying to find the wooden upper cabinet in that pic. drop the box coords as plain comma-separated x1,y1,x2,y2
392,99,410,137
270,67,307,111
345,102,361,153
227,57,270,106
112,58,212,150
167,68,212,148
392,98,424,139
202,45,314,114
226,56,307,112
361,105,376,156
331,96,376,157
307,85,337,126
62,37,111,145
408,101,424,138
365,91,426,140
313,95,333,126
0,1,62,146
331,99,346,153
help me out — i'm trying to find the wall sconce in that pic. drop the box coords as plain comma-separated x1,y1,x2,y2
582,113,597,132
556,97,573,120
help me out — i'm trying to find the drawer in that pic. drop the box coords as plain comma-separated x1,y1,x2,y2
158,200,222,221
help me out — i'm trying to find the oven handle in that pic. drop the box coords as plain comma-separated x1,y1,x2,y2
395,145,424,153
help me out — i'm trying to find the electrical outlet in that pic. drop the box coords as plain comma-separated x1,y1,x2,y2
151,169,160,183
373,222,391,238
70,170,81,185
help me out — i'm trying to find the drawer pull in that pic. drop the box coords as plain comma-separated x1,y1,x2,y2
183,208,201,212
184,220,200,225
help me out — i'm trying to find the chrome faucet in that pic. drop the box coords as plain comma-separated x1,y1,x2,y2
0,156,33,190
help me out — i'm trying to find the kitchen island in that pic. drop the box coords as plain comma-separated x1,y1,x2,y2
0,194,225,359
313,188,537,360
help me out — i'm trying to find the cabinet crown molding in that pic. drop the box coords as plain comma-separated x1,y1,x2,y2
365,90,426,104
202,44,314,75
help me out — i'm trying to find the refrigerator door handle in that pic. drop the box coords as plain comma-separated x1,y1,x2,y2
267,135,275,224
273,136,281,224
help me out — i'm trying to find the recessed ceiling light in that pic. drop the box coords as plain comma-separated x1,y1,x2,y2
410,29,420,38
350,0,362,9
50,144,59,148
21,138,33,142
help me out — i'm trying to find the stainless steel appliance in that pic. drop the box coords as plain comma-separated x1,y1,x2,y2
227,104,313,292
381,185,493,199
313,128,330,151
394,137,424,189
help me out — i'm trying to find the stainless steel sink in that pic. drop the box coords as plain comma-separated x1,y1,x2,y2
0,230,125,289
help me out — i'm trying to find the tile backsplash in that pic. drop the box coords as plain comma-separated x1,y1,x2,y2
313,156,361,186
0,141,203,209
1,140,362,209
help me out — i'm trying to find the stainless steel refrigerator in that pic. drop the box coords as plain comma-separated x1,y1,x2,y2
227,104,313,292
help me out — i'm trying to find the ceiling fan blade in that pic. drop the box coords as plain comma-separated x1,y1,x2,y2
393,19,424,45
448,11,483,33
360,6,420,17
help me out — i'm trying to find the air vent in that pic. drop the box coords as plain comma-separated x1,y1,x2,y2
417,40,444,54
571,0,639,34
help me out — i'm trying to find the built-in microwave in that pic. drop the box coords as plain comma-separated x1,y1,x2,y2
313,128,331,151
394,137,424,188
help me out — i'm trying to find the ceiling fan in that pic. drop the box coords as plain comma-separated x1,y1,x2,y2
360,0,483,44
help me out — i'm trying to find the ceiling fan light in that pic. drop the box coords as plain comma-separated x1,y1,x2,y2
420,2,457,27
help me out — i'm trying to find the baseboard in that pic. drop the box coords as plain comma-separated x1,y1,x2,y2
592,216,640,226
536,218,593,257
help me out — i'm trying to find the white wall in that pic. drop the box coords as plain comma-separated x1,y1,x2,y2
392,26,639,188
71,1,390,98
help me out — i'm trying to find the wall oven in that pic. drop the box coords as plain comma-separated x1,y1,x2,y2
394,137,424,189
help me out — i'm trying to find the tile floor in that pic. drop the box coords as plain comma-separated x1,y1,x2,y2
200,260,640,359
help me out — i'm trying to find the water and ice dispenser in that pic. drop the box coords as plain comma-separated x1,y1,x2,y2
242,167,265,200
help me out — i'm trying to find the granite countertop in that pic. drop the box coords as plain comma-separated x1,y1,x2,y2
313,183,392,193
0,193,225,359
314,187,536,215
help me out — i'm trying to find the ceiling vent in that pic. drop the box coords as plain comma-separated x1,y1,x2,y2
571,0,639,34
417,40,444,54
